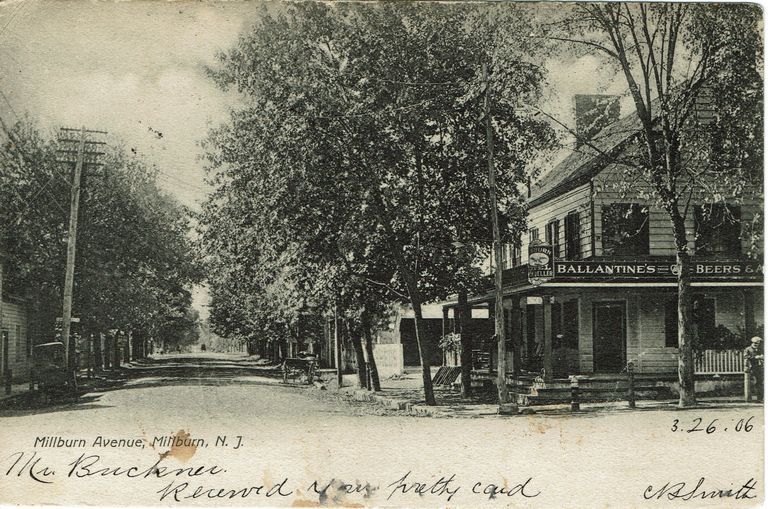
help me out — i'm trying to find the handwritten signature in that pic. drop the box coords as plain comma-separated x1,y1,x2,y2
644,477,757,501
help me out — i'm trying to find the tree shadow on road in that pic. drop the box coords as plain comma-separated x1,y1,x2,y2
0,393,115,417
0,354,286,417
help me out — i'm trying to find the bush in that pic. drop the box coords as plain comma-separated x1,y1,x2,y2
438,332,461,353
694,324,763,352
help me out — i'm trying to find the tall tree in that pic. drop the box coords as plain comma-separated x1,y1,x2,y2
203,2,553,405
547,3,762,406
1,120,201,356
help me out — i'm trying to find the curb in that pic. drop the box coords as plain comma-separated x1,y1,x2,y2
333,386,449,417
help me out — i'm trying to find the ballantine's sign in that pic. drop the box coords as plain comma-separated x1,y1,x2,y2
528,240,553,286
552,260,763,282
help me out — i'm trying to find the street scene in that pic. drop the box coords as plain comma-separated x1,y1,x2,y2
0,1,764,507
0,351,763,506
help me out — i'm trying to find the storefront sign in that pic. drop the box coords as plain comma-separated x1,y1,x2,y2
552,260,763,282
691,262,764,278
528,241,553,286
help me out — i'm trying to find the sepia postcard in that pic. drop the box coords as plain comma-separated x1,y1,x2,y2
0,1,764,507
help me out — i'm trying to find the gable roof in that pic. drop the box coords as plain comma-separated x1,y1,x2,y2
528,106,644,208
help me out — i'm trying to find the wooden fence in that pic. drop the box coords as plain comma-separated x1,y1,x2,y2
371,343,404,378
694,349,744,374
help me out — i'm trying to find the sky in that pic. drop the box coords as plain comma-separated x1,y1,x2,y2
0,0,257,210
0,0,631,320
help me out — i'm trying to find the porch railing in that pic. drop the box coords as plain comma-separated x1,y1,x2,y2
694,349,744,374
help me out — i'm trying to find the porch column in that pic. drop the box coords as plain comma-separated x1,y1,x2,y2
744,290,756,339
442,306,448,365
511,297,521,375
543,296,553,382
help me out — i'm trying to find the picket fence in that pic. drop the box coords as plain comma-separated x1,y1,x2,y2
694,349,745,375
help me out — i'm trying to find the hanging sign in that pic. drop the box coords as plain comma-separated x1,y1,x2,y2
528,240,553,286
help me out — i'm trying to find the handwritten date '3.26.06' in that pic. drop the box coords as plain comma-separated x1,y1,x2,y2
671,416,755,434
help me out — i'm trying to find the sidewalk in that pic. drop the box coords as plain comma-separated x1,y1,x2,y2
0,368,126,406
329,371,763,418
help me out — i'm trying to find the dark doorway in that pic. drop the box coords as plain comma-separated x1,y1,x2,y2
400,318,443,366
592,302,626,372
525,305,541,371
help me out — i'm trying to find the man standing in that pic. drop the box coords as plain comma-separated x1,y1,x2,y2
745,336,764,402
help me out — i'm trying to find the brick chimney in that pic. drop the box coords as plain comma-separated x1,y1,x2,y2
574,94,620,147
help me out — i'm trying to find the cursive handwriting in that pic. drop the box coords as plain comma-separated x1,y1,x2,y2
386,471,461,502
157,478,292,502
472,478,540,500
5,453,544,505
644,477,757,501
67,454,225,479
5,452,56,484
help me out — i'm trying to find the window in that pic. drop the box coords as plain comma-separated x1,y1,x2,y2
668,296,717,348
564,212,581,260
665,297,678,347
695,204,741,256
500,243,521,270
601,203,649,255
545,219,560,258
694,297,716,344
529,227,539,243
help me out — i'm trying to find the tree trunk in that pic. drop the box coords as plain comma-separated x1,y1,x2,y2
369,191,435,405
677,251,697,407
112,332,120,369
348,319,367,388
93,331,102,371
134,331,144,359
410,288,437,406
458,291,473,398
361,306,381,392
102,333,110,370
279,335,288,361
665,202,697,407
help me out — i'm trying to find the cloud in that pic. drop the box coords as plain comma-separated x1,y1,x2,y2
0,0,254,209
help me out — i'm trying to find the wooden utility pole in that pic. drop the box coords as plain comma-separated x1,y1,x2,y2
61,128,85,376
482,63,517,414
56,127,106,381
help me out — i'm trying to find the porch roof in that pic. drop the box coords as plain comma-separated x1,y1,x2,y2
444,258,764,307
